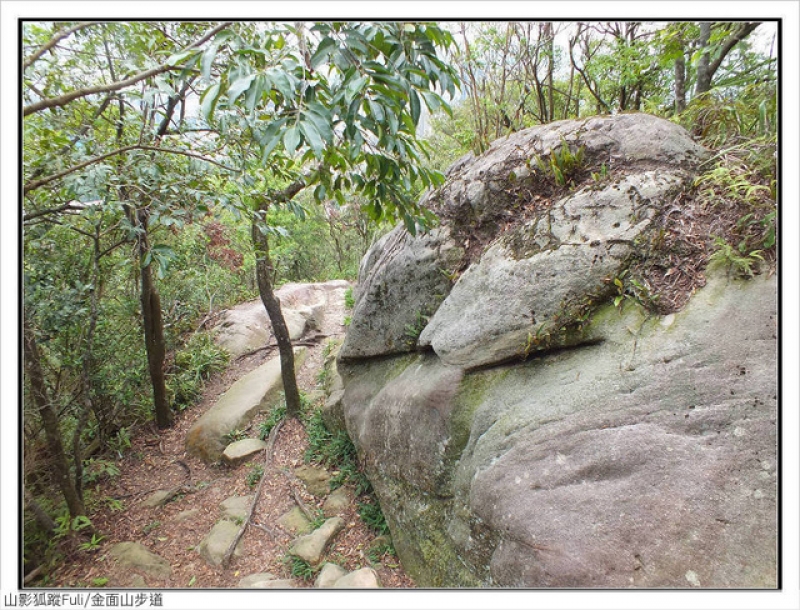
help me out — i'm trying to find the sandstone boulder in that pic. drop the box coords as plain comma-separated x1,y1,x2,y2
334,114,775,588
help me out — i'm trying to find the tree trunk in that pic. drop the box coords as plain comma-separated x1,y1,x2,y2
695,22,713,97
251,204,303,419
137,212,171,429
23,318,85,518
674,50,687,114
544,22,555,122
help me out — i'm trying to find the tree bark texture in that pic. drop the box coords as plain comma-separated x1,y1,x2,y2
251,203,303,419
23,318,86,518
136,212,172,429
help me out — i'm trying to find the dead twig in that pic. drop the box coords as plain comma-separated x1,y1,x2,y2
221,418,284,568
234,333,332,362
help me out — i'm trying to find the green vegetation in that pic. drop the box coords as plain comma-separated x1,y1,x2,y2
245,464,264,489
286,556,318,582
533,140,586,187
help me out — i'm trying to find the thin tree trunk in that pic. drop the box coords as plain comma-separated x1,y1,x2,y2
695,22,713,96
251,201,303,419
138,224,171,429
544,22,555,122
674,49,687,114
23,318,85,518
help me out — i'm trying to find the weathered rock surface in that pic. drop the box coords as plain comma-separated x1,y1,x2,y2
331,567,381,588
277,507,312,534
213,280,348,358
419,170,687,369
222,438,267,466
294,464,332,497
338,225,463,360
108,542,172,578
289,517,345,565
185,348,306,462
314,563,348,588
198,520,244,566
322,486,352,517
141,489,175,508
237,573,295,588
219,495,253,522
335,114,776,588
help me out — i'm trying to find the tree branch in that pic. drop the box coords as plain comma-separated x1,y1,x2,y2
24,144,238,194
707,22,761,78
23,22,101,71
23,22,232,116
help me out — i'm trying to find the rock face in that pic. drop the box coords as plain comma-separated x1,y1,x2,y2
334,114,777,588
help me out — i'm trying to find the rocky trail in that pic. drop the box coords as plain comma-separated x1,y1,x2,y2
46,281,413,589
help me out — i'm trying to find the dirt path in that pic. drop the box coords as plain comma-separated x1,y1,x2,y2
46,285,414,589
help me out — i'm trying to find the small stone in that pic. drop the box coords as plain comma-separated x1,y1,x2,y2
141,489,174,508
289,517,345,565
322,486,352,517
223,438,268,466
278,507,312,534
332,567,381,588
109,542,172,578
314,563,348,588
220,495,253,522
198,521,244,566
174,508,201,522
236,573,294,588
294,464,332,497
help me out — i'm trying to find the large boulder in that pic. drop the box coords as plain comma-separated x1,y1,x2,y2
334,114,776,588
213,280,348,358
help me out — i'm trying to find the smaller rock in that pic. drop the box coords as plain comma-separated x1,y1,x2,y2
332,567,381,588
173,508,200,522
222,439,267,466
294,464,332,497
289,517,345,565
236,573,295,588
198,521,243,566
219,495,253,522
314,563,348,588
109,542,172,578
141,489,174,508
277,507,312,534
322,486,352,517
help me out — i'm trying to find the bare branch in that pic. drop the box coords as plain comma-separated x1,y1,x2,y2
23,22,232,116
23,22,101,71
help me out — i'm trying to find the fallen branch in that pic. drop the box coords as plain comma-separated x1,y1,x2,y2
234,332,332,361
221,418,284,568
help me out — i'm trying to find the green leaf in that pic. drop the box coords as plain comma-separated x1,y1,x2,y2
201,41,220,82
200,82,222,121
409,89,421,126
299,120,323,157
283,124,301,153
228,73,256,104
166,48,200,66
311,37,337,70
259,117,288,158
